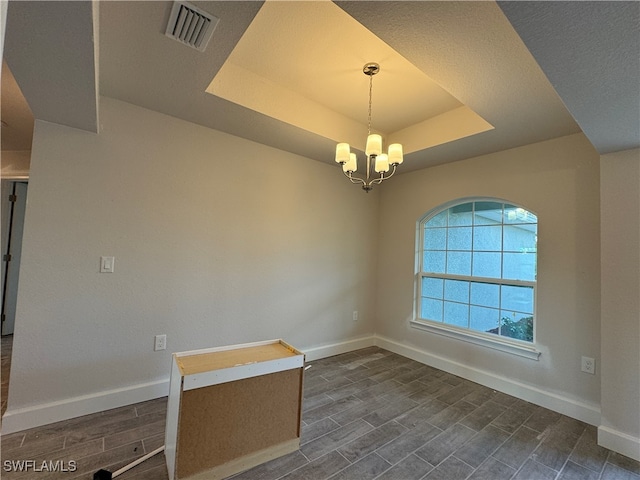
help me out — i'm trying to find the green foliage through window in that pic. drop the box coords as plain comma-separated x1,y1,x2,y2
487,316,534,342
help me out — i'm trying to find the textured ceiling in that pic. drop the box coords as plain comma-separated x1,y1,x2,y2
498,1,640,155
2,1,639,172
207,0,493,157
3,1,98,134
97,0,581,172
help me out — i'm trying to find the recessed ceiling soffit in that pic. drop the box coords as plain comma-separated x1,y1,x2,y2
206,1,493,156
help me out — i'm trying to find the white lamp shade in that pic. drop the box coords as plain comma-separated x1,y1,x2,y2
336,143,351,164
365,134,382,156
389,143,403,165
375,154,390,173
343,153,357,173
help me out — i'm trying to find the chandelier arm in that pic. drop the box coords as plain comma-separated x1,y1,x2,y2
344,164,398,189
343,170,367,186
369,165,398,186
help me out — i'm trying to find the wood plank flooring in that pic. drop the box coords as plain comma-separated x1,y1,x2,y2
1,335,12,417
1,342,639,479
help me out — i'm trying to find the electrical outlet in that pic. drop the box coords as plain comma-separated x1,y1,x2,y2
154,334,167,351
353,311,359,322
581,356,595,374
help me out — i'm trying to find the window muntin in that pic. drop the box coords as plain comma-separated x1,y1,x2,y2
418,200,537,343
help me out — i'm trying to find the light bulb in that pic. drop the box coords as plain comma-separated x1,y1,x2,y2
335,143,350,164
375,154,390,173
389,143,403,165
365,134,382,156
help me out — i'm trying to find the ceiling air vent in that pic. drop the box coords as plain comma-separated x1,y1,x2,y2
165,1,219,52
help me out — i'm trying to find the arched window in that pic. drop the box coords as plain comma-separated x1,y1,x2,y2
414,200,538,356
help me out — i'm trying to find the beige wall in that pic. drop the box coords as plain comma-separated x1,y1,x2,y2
5,93,639,460
375,133,602,421
599,148,640,460
4,96,379,431
0,1,6,63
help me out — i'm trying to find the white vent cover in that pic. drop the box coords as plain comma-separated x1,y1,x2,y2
165,1,219,52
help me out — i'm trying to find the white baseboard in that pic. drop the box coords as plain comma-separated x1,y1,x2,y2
2,333,606,443
1,379,169,435
302,335,376,362
374,334,601,426
598,426,640,461
6,334,635,462
0,336,376,435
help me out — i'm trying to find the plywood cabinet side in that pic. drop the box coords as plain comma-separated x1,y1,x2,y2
165,339,305,480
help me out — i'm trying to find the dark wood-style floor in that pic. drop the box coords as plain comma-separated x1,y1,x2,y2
1,335,12,417
1,341,639,479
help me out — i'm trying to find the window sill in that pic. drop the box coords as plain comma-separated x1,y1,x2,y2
410,319,541,361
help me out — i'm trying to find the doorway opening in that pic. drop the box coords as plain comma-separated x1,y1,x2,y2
1,179,28,416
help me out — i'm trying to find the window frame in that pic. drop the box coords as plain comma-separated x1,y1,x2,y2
411,198,541,360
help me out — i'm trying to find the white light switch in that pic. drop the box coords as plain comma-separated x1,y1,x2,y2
100,256,115,273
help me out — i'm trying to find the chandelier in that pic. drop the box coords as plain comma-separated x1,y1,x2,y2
335,62,403,192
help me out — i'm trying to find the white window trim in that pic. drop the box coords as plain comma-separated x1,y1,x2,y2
413,198,540,360
410,318,541,361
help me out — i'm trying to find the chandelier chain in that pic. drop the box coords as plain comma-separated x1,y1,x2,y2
367,73,373,136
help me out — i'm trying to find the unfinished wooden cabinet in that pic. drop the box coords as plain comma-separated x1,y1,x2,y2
165,339,305,480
